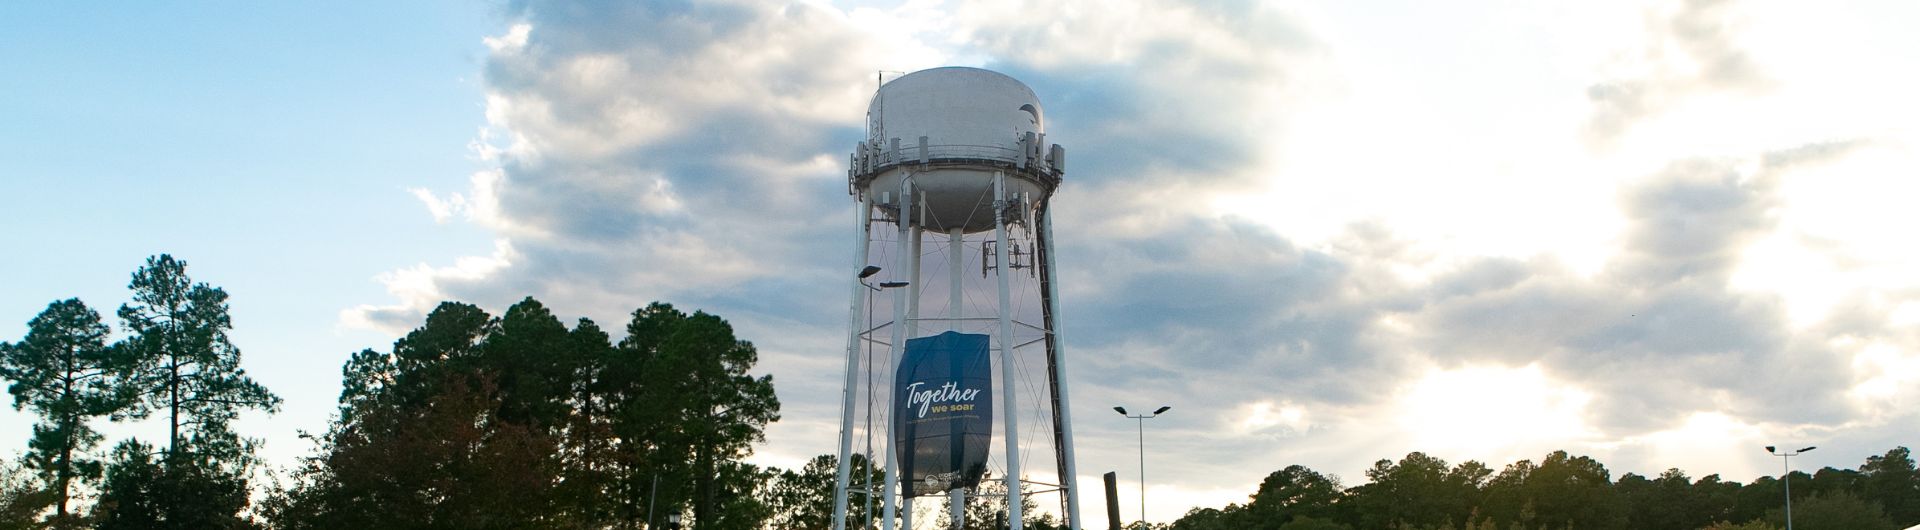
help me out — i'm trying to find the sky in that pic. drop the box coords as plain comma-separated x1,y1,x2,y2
3,0,1918,527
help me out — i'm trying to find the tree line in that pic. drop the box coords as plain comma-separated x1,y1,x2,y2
263,295,1064,530
6,256,1913,530
0,254,1048,529
0,255,281,528
263,295,794,529
1163,447,1919,530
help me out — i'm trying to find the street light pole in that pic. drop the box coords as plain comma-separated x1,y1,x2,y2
1766,445,1816,530
1114,405,1169,530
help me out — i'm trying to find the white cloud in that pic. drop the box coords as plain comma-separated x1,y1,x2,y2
340,238,518,334
483,23,530,52
342,1,1920,525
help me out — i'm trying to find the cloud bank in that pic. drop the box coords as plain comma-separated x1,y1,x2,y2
346,0,1920,524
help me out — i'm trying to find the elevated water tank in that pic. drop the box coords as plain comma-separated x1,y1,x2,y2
850,67,1065,233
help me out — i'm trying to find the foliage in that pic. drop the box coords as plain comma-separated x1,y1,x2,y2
1618,469,1733,530
1253,464,1347,527
928,474,1063,530
262,298,782,530
1345,452,1488,529
0,460,51,530
1761,490,1897,530
93,439,255,530
1169,449,1920,530
116,254,281,460
1698,521,1777,530
1275,515,1351,530
762,453,874,530
1858,447,1918,525
0,299,122,526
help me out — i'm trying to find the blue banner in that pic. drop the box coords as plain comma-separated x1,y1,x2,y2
893,331,993,497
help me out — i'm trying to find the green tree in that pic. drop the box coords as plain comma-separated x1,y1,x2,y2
116,254,281,461
1172,505,1253,530
559,316,620,528
1525,451,1625,529
0,459,51,530
329,374,559,528
764,454,875,530
265,302,566,529
1690,474,1744,526
93,439,253,530
929,474,1062,530
609,303,780,529
480,297,574,426
1274,516,1351,530
0,299,123,527
1858,447,1918,525
1806,467,1864,498
1619,468,1717,530
1345,453,1485,529
1762,491,1896,530
1482,451,1625,530
1699,521,1777,530
1248,465,1345,527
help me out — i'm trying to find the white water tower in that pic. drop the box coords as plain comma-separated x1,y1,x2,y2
831,67,1081,530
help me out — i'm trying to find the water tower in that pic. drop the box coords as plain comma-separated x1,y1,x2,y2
831,67,1081,530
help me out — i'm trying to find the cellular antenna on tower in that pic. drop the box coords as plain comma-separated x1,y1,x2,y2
831,67,1079,530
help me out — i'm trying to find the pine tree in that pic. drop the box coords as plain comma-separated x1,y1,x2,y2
0,298,124,527
107,254,279,527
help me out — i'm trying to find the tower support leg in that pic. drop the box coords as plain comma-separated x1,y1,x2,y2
834,195,875,530
993,172,1025,530
1040,205,1084,528
882,180,914,530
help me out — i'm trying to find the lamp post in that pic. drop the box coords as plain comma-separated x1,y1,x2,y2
1766,445,1816,530
1114,405,1169,530
837,266,903,530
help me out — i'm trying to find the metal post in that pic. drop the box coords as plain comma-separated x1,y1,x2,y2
993,171,1025,530
648,474,659,530
1766,445,1815,530
834,195,875,530
1039,208,1083,528
949,228,963,331
948,224,966,529
882,180,914,530
1136,417,1145,529
1115,407,1167,530
951,488,965,529
1783,454,1793,530
903,208,924,530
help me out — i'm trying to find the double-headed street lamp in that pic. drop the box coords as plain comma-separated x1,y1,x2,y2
1765,445,1816,530
835,265,907,530
1114,405,1170,530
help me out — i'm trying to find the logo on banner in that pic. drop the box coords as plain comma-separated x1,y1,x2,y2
903,381,983,419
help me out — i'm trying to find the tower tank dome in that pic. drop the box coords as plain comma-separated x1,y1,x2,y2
850,67,1065,234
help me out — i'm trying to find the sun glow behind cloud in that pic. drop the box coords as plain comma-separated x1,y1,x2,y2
1396,364,1596,460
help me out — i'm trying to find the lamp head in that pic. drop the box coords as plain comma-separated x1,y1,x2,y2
1113,406,1128,416
1153,406,1172,415
667,513,681,524
1766,446,1777,453
859,265,882,278
1800,446,1817,453
879,281,910,288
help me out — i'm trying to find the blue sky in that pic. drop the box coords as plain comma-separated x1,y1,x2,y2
5,1,1920,527
1,0,502,493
